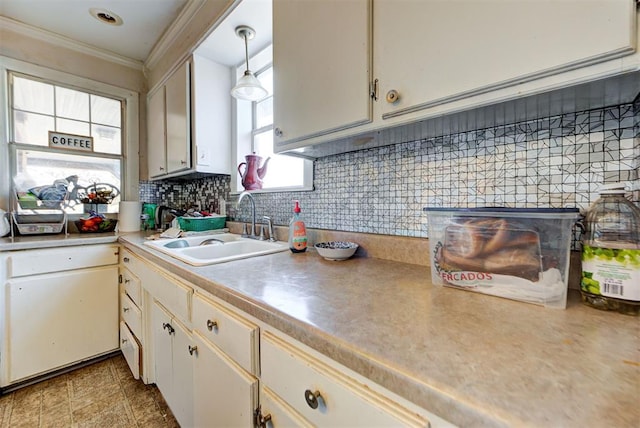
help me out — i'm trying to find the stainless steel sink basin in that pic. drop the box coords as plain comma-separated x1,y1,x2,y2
143,233,289,266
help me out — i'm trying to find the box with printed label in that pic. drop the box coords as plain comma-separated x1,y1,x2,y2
424,208,580,309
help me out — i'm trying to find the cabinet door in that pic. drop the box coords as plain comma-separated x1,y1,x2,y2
6,266,119,382
273,0,372,149
192,54,231,174
147,86,167,177
193,332,258,428
171,318,194,428
375,0,637,120
165,60,191,174
151,302,173,403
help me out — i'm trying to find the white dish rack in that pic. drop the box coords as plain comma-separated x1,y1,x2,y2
10,191,68,237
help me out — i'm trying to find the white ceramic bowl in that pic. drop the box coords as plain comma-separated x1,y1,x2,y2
314,241,359,261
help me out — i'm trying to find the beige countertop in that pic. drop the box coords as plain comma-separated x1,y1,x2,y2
0,231,120,251
118,232,640,427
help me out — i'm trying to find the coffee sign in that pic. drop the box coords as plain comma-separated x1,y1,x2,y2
48,131,94,152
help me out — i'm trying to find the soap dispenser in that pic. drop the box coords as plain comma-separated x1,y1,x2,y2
288,200,307,253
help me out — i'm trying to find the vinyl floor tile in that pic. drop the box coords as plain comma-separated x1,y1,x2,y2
0,355,178,428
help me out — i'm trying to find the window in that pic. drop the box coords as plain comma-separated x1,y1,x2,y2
234,45,312,193
8,72,124,213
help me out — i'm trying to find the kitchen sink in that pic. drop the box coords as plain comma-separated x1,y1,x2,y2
143,233,289,266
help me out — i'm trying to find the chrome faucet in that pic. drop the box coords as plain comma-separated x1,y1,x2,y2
237,191,256,237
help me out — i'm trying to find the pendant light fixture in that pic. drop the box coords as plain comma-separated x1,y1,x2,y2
230,25,268,102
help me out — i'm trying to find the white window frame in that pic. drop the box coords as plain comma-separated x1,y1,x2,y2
232,45,313,194
0,56,139,212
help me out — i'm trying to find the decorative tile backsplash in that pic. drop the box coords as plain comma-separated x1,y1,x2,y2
139,175,230,213
140,101,639,246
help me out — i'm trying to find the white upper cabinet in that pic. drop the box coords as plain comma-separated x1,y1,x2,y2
147,86,167,177
273,0,638,156
191,54,231,175
147,55,231,179
272,0,372,147
375,0,637,121
165,61,191,175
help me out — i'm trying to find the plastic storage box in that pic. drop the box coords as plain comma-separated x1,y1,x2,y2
424,207,580,309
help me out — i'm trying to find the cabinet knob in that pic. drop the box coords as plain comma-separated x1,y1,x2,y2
188,345,198,355
206,319,218,331
123,307,130,312
123,257,130,263
124,279,130,284
386,89,400,103
159,166,165,171
274,127,283,137
254,405,272,428
180,160,187,165
304,389,322,409
121,338,128,344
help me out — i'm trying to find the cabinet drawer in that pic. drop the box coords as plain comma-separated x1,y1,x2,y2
120,322,141,380
121,247,192,324
192,293,259,375
120,292,142,339
261,332,428,427
260,386,312,428
121,267,141,307
151,276,192,325
8,244,119,277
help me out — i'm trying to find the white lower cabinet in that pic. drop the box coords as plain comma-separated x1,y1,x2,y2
1,244,119,387
151,301,194,428
192,292,259,426
128,249,452,427
192,332,259,427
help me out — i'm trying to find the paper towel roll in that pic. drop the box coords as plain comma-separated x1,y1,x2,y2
119,201,142,232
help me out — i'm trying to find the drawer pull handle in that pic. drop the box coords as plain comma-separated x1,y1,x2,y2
304,389,322,409
123,307,130,312
163,323,175,335
188,345,198,355
206,319,218,331
123,257,130,263
254,405,272,428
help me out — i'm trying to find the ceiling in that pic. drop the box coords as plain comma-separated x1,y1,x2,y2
195,0,272,67
0,0,272,66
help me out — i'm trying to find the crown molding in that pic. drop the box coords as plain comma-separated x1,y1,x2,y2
0,16,144,71
144,0,208,71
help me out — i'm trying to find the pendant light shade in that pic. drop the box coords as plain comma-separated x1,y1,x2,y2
231,25,268,102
